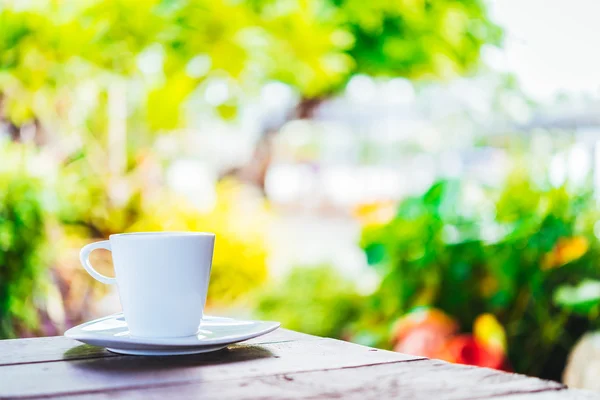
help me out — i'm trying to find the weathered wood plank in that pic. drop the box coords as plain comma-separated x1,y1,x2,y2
0,338,420,398
51,359,567,400
0,337,116,366
500,389,600,399
1,331,588,400
0,329,314,367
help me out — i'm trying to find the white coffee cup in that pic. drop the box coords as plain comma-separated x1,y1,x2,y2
80,232,215,338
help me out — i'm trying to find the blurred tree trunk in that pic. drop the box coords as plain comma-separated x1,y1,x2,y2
223,96,325,192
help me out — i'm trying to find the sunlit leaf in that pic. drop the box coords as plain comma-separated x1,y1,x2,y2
554,280,600,315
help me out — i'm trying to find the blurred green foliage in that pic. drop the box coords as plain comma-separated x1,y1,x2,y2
360,175,600,379
0,0,501,339
554,280,600,316
0,0,501,337
0,0,500,131
258,173,600,380
0,168,47,337
334,0,502,79
255,266,362,338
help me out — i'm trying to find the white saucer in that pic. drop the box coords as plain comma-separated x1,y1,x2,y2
65,313,280,356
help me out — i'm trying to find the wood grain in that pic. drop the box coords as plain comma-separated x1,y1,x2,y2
0,330,594,400
504,390,600,400
0,337,116,366
0,337,420,398
46,360,567,400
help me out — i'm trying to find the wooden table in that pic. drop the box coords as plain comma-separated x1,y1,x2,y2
0,329,596,399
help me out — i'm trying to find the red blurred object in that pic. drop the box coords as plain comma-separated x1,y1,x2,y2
392,309,509,371
440,335,506,370
392,308,458,359
392,309,458,343
394,326,450,359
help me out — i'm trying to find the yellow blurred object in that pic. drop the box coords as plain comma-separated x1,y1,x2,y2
130,178,270,305
542,237,589,270
473,313,506,353
353,200,397,226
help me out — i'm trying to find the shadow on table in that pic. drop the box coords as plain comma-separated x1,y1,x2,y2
64,344,275,373
62,343,114,359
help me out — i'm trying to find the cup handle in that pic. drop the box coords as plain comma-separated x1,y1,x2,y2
79,240,116,285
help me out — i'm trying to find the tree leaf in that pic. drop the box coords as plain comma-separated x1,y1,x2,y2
554,280,600,315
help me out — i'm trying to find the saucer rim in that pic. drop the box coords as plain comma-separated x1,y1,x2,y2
64,313,280,348
106,344,228,356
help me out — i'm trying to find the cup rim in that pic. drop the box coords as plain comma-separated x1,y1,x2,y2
110,231,215,239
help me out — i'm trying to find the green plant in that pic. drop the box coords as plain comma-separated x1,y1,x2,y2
359,174,600,379
0,170,48,338
255,265,363,338
554,280,600,317
0,0,500,134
